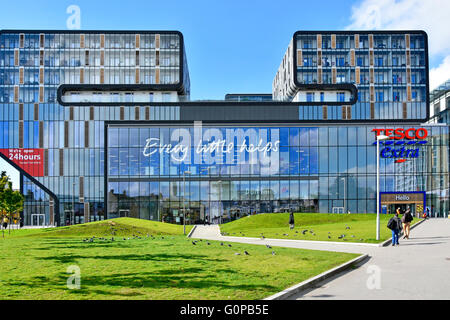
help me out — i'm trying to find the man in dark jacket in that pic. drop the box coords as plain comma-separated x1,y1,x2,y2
387,211,402,246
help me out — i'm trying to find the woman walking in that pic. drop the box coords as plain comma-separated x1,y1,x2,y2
402,206,413,239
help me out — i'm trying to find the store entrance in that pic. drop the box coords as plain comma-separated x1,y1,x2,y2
380,192,425,218
386,204,416,216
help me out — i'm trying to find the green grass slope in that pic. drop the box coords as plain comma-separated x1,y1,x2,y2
220,213,421,243
8,218,193,239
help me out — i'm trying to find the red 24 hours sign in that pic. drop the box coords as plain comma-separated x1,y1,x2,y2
0,149,44,177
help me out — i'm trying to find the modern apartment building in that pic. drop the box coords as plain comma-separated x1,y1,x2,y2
273,31,428,121
428,79,450,124
0,29,448,226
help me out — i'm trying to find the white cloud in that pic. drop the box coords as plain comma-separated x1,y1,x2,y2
430,56,450,91
346,0,450,90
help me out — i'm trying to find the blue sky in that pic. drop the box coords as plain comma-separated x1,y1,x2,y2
1,0,449,187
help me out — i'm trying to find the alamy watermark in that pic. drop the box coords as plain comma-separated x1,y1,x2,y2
66,5,81,30
366,265,381,290
67,265,81,289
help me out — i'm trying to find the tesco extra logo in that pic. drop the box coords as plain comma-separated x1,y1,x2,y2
372,128,428,163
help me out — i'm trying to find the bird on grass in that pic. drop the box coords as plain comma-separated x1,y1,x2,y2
244,251,250,255
302,230,308,235
272,251,276,255
220,242,224,246
261,235,265,240
328,235,331,239
234,252,241,255
266,244,272,249
346,226,350,230
228,244,232,247
192,241,197,245
207,242,211,245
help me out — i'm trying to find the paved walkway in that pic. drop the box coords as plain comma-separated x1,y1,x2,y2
190,219,450,300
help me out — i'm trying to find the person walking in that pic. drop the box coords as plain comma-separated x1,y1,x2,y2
402,206,413,239
288,210,295,230
387,210,402,246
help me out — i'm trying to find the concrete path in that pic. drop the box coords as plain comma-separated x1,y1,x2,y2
190,219,450,300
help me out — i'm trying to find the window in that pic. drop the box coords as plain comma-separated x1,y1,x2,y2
306,92,314,102
393,91,400,102
376,91,384,102
357,57,363,67
337,92,345,102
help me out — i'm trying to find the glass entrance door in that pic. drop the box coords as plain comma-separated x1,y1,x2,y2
31,214,45,226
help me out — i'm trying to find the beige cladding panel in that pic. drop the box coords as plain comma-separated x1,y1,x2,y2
155,34,160,48
355,67,360,84
100,34,105,48
18,121,23,148
135,68,140,84
402,102,407,119
100,68,104,84
354,34,359,49
331,34,336,48
40,50,44,66
80,67,84,83
346,106,352,120
369,67,374,83
322,106,328,120
19,67,24,84
332,67,336,84
39,86,44,102
406,68,411,83
155,68,160,84
370,85,375,102
369,34,374,48
317,68,322,84
317,34,322,49
80,34,85,48
39,67,44,84
14,49,19,66
297,50,302,67
405,34,410,49
100,50,104,66
14,86,19,103
19,34,24,48
406,50,411,66
34,104,39,120
39,34,44,48
370,102,375,119
369,50,374,66
341,106,346,119
135,34,140,48
317,50,322,66
407,85,412,101
350,49,355,66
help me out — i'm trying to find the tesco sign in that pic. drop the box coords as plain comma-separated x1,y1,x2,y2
372,128,428,140
372,128,428,163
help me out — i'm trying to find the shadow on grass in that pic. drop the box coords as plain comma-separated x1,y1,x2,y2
4,268,277,298
37,252,228,264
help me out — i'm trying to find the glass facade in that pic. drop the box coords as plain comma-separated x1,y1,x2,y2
0,31,187,226
0,30,448,226
106,124,449,223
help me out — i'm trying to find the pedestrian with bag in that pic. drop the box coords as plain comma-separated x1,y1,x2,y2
402,206,413,239
387,210,402,246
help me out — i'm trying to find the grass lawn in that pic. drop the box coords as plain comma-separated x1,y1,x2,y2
220,213,422,243
0,218,358,300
